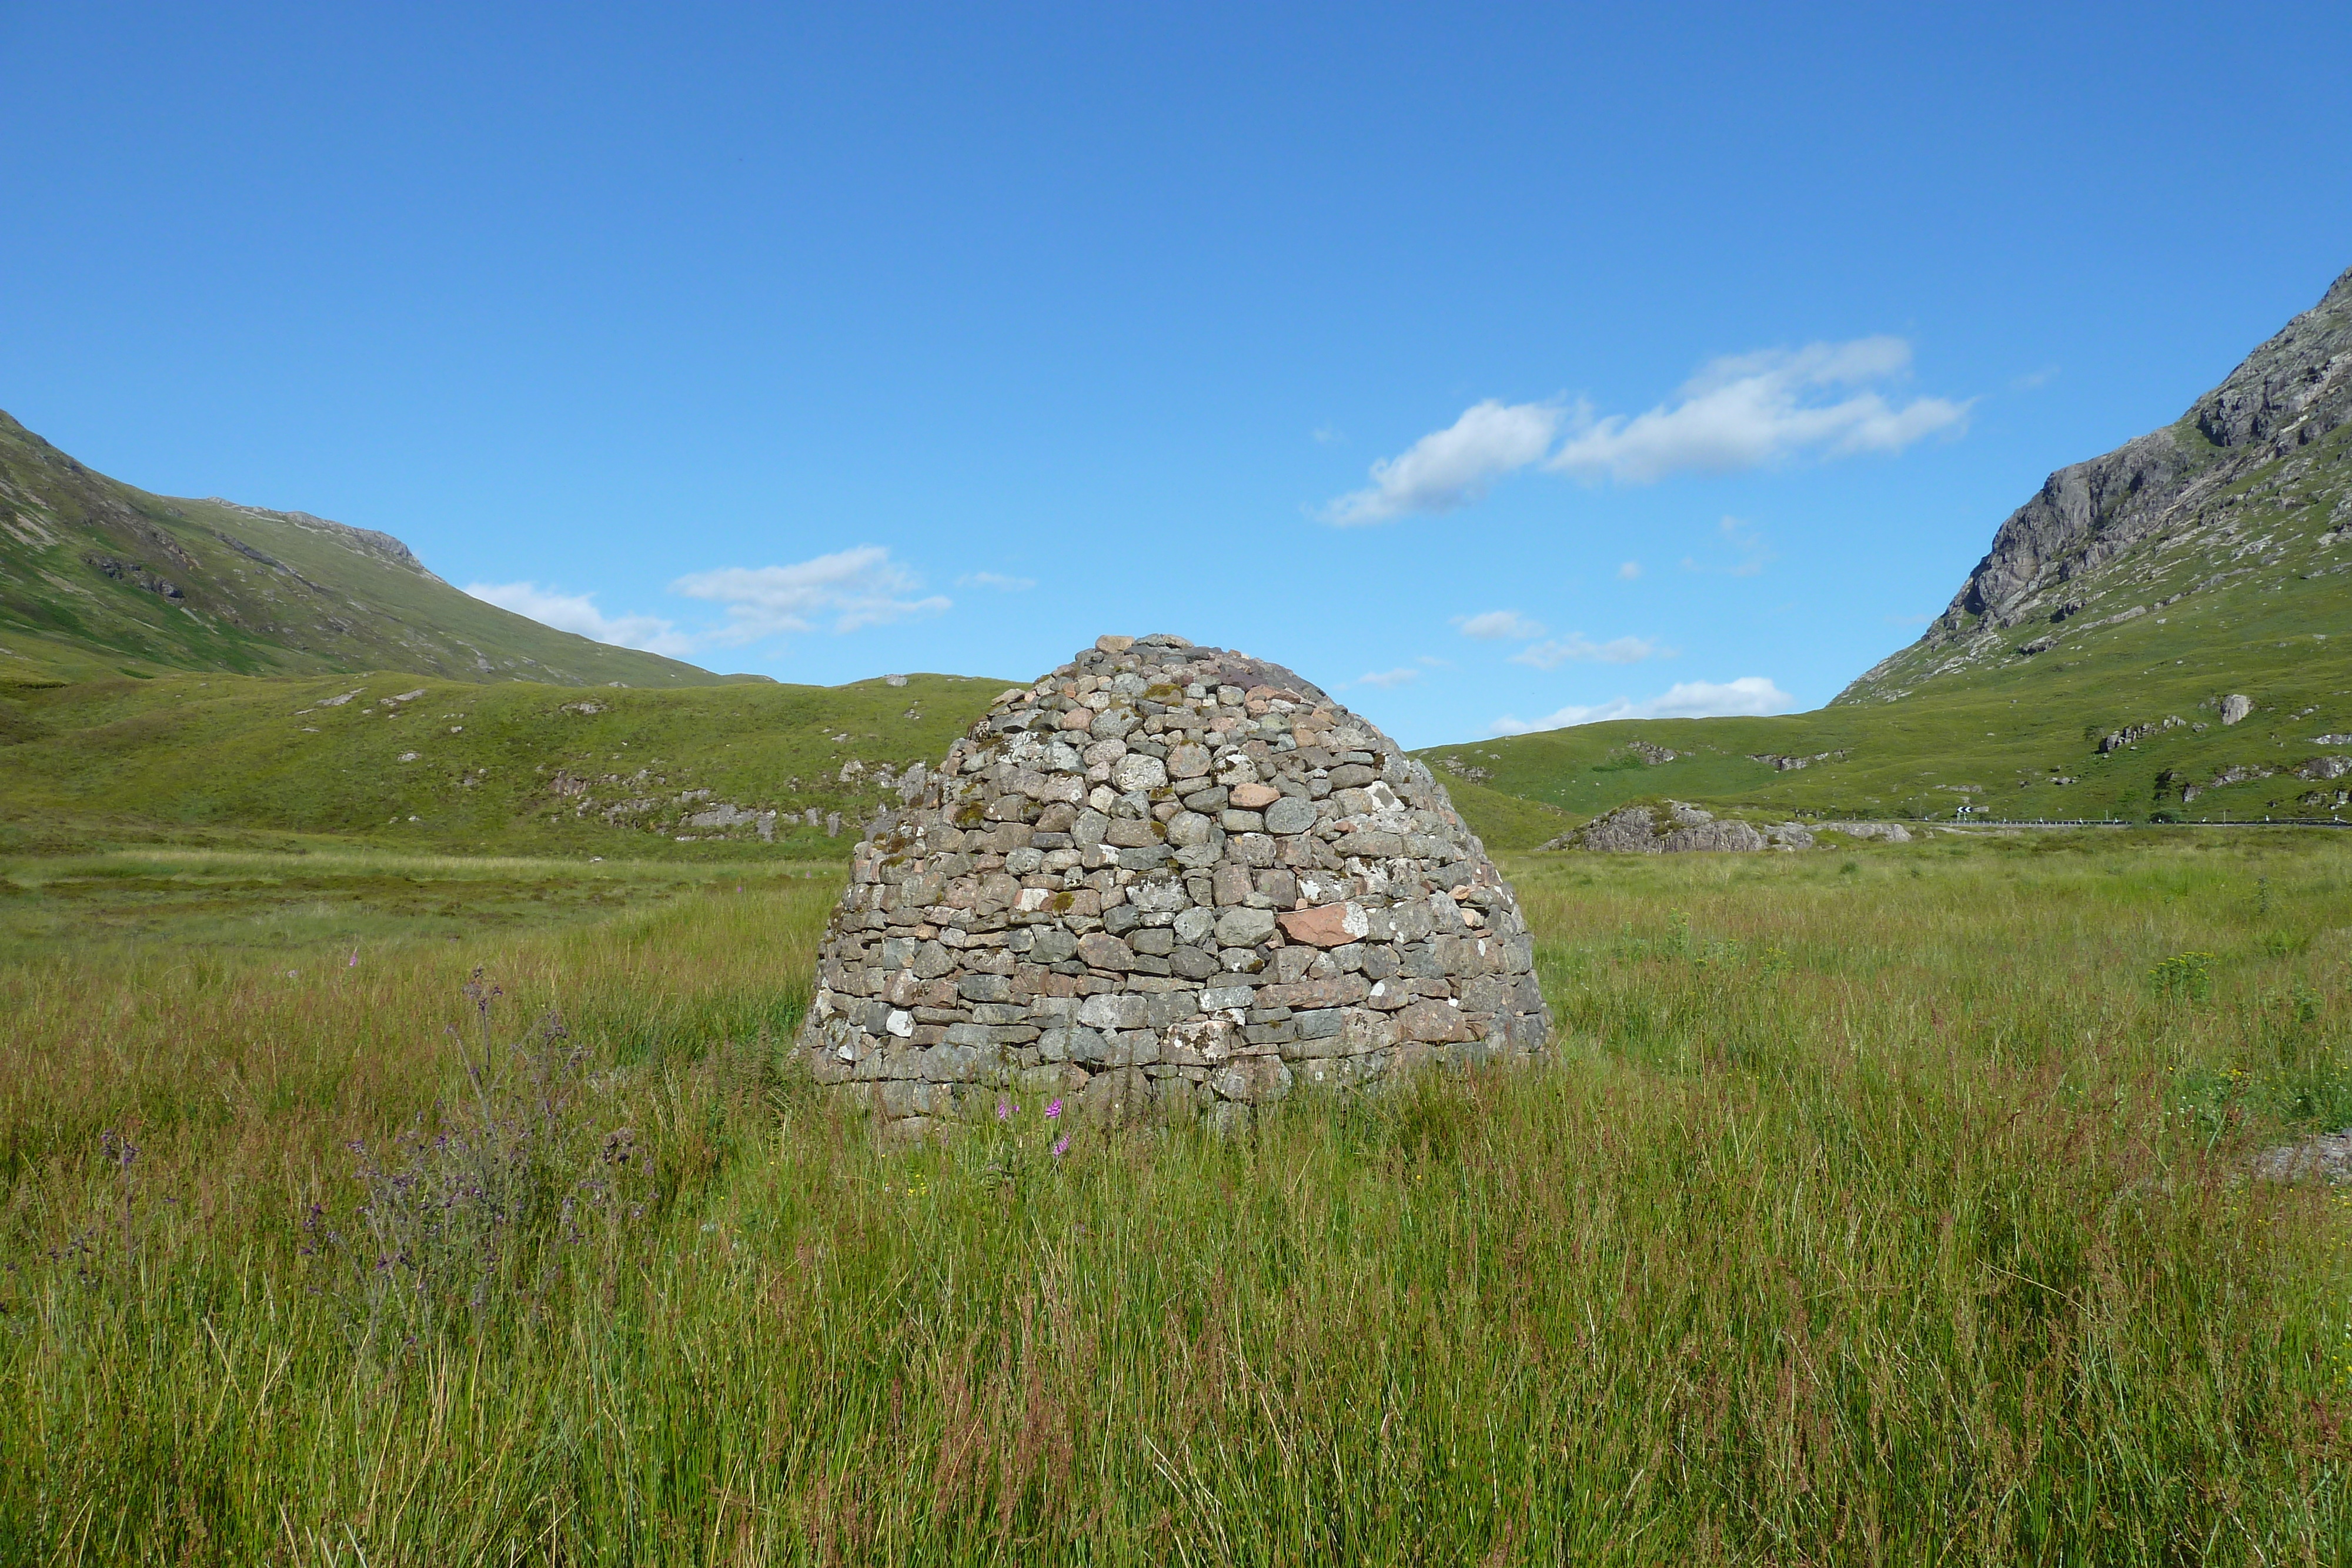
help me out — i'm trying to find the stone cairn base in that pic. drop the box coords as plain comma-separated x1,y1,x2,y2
797,634,1553,1137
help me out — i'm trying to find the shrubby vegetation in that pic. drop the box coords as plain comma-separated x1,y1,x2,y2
2,834,2349,1562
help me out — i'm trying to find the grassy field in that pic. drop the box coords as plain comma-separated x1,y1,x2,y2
4,832,2351,1562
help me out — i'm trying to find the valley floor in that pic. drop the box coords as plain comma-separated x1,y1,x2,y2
2,832,2349,1562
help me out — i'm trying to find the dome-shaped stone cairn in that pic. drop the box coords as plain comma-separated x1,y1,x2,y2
797,634,1553,1136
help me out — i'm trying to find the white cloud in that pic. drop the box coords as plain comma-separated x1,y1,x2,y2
958,571,1037,591
1454,609,1546,641
1318,336,1966,522
671,546,949,642
1618,560,1642,580
1354,667,1421,689
1488,675,1793,735
1321,399,1562,524
1314,423,1345,444
464,581,697,658
1509,634,1664,669
1548,337,1967,483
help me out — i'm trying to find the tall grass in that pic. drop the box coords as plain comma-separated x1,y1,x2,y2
3,838,2349,1562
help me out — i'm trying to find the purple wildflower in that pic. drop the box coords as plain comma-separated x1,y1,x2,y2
1045,1098,1063,1120
1051,1135,1070,1158
996,1099,1014,1121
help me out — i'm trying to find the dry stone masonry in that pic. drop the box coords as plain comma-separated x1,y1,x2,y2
799,634,1552,1137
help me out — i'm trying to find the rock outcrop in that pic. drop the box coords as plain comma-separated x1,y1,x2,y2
1944,269,2348,638
1542,800,1769,853
1542,801,1913,852
1839,266,2352,704
1825,821,1913,843
797,634,1552,1138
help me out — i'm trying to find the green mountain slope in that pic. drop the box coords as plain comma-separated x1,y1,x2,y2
0,410,727,688
0,669,1011,857
1842,264,2352,708
1419,264,2352,826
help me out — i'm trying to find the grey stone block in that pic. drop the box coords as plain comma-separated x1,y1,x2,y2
1214,906,1277,947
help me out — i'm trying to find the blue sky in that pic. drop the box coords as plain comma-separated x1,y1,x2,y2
4,2,2348,747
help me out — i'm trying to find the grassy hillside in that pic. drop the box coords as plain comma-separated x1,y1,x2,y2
0,651,1582,861
0,409,729,687
1421,594,2352,825
1441,775,1581,850
0,667,1010,858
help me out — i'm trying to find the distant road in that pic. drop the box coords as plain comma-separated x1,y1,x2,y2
1912,818,2351,830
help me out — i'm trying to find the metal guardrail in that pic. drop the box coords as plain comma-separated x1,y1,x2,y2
1894,817,2352,830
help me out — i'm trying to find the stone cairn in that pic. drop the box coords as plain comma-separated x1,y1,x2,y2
798,634,1553,1137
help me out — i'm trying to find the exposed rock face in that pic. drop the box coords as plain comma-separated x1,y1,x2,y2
1766,821,1915,847
1542,800,1769,853
2221,694,2253,726
2100,715,2189,752
1750,749,1847,771
1839,266,2352,704
797,634,1551,1138
1949,270,2349,637
1542,801,1913,852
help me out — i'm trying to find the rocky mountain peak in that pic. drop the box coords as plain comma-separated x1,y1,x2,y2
2191,265,2352,450
1839,264,2352,704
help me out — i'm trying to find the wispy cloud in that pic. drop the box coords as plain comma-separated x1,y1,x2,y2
1618,560,1642,580
1313,423,1346,444
2012,365,2060,390
1509,634,1665,669
1321,400,1562,524
672,546,949,643
1549,338,1968,483
465,581,696,658
958,571,1036,591
1354,667,1421,689
1454,609,1546,641
1681,515,1775,578
1321,336,1966,522
1488,676,1793,736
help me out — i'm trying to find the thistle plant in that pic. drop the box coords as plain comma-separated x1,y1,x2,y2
315,971,655,1345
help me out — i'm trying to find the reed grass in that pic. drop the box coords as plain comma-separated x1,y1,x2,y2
3,834,2348,1563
